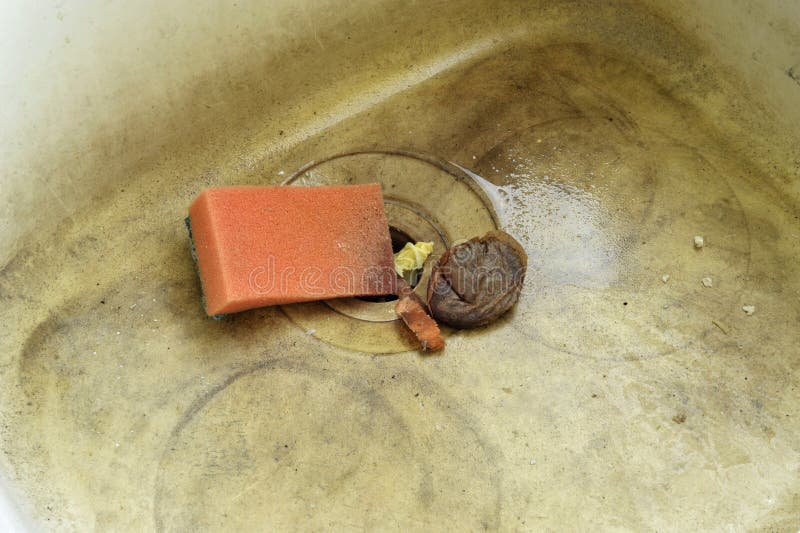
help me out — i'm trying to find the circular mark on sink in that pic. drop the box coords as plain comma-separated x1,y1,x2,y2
153,358,502,531
474,116,750,360
280,150,498,353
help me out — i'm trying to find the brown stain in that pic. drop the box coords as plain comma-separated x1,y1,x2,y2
0,0,799,530
151,358,503,531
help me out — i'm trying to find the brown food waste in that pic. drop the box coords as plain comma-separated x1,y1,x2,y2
427,230,527,329
395,278,445,352
394,230,527,351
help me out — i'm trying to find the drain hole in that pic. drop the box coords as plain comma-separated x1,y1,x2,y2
356,227,415,303
356,294,399,303
389,227,414,253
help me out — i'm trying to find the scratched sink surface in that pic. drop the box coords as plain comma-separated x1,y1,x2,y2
1,0,799,530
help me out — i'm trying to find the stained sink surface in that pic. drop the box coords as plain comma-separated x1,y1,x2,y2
1,0,799,530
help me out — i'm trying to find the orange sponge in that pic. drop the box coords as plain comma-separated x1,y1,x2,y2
187,184,396,316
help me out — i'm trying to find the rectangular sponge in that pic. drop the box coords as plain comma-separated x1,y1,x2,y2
188,184,396,316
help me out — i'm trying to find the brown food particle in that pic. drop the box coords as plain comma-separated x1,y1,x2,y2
395,278,444,352
427,230,527,328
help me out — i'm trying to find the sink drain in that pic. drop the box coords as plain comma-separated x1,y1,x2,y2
356,226,418,303
280,150,499,353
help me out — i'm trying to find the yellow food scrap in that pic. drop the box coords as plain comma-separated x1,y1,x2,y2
394,241,434,276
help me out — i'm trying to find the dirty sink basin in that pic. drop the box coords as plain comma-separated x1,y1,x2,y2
1,0,799,530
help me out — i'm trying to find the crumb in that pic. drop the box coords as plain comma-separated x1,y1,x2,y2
502,387,513,394
672,413,687,424
661,274,670,283
742,305,755,316
694,235,705,248
701,277,713,287
394,241,434,277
